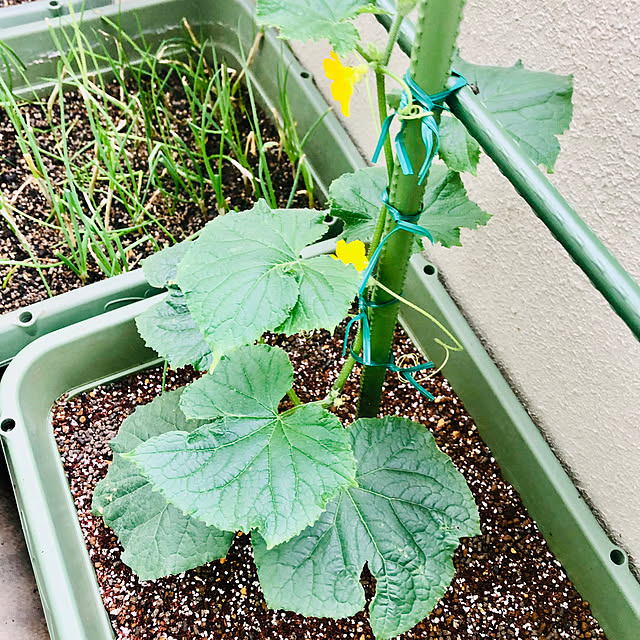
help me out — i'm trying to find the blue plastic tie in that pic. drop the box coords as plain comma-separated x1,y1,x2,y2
372,71,467,184
343,71,467,401
342,189,440,401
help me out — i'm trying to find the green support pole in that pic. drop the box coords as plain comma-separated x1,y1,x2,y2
357,0,467,417
376,0,640,341
446,86,640,340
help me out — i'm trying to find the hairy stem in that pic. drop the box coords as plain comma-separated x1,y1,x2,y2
324,202,388,404
375,8,404,180
381,9,404,66
375,69,395,181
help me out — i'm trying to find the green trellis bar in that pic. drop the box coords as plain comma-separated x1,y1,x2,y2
376,1,640,341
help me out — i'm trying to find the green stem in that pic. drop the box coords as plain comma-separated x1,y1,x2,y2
287,388,302,406
381,9,404,65
375,69,394,182
161,360,169,393
374,10,404,181
356,0,467,418
326,329,362,405
354,43,374,64
323,205,387,404
369,203,389,257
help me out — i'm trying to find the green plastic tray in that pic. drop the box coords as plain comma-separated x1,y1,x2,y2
0,0,361,367
2,259,639,639
0,271,159,368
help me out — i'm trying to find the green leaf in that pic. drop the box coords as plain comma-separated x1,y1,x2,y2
438,115,481,175
273,257,360,335
256,0,375,55
329,166,383,245
141,241,191,288
176,201,360,357
135,292,214,371
137,240,214,371
129,345,357,548
253,416,480,640
454,54,573,172
330,166,490,248
92,390,233,580
108,388,198,455
420,164,490,247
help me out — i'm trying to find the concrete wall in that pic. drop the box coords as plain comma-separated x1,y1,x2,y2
289,2,640,567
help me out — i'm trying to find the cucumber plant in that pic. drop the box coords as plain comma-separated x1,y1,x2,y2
93,0,573,637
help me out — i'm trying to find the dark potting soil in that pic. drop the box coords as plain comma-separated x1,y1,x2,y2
52,324,607,640
0,78,308,314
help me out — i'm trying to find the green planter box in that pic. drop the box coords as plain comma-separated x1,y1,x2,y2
0,271,160,368
2,257,640,639
1,1,639,639
0,0,357,366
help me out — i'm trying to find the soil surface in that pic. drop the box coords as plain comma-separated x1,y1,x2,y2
0,79,307,314
52,323,607,640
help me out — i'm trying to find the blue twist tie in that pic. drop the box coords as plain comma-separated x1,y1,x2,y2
372,71,467,185
341,189,441,401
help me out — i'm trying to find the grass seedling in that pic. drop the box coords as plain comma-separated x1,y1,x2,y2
274,65,331,209
1,13,319,299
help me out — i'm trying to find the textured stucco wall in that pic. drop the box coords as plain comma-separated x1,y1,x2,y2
289,2,640,567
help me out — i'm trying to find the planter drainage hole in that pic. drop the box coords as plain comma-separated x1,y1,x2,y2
423,264,436,276
610,548,626,565
18,311,33,324
300,71,311,79
1,419,16,433
49,0,62,16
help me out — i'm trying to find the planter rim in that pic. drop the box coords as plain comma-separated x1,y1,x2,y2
0,269,159,368
0,0,112,33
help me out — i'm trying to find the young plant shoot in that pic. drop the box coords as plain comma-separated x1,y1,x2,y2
94,0,573,637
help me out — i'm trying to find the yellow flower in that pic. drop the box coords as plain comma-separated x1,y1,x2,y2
322,52,368,118
332,239,369,272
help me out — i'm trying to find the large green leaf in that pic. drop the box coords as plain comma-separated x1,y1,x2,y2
141,241,191,288
330,166,490,248
420,164,490,247
176,201,360,358
136,240,213,371
454,55,573,172
92,390,233,580
253,416,480,639
438,114,480,175
256,0,376,55
128,345,357,548
136,292,214,371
